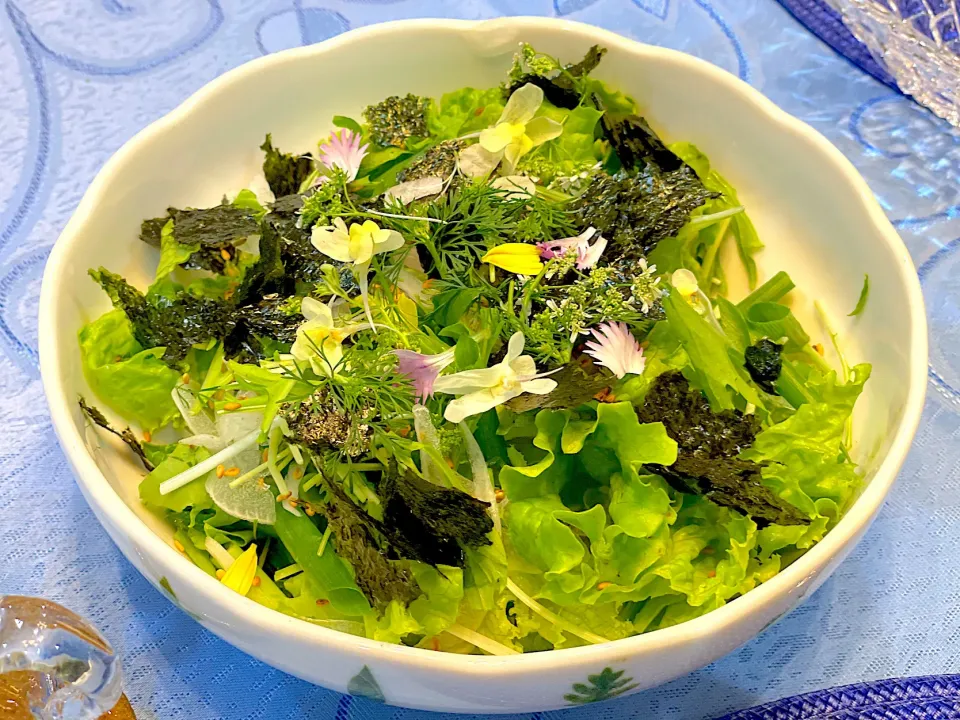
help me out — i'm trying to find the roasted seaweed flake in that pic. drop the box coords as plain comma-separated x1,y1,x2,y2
744,339,784,395
638,371,808,526
78,397,154,471
396,140,462,183
363,94,430,147
261,134,313,198
90,267,236,366
282,389,374,457
139,205,259,274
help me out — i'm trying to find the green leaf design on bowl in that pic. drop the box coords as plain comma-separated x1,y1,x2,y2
564,667,638,704
347,665,385,703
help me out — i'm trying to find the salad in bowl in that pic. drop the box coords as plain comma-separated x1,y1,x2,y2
76,43,870,657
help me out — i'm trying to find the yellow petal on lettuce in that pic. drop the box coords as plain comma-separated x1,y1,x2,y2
220,544,258,597
481,244,544,275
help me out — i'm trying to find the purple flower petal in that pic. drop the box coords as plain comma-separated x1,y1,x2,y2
393,348,456,401
318,129,369,182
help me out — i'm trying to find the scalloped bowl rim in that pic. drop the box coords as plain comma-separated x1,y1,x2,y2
38,17,928,676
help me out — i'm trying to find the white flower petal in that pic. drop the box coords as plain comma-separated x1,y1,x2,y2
443,386,521,423
459,143,502,178
300,296,333,325
433,365,508,396
311,225,353,263
375,229,405,254
671,268,699,297
525,116,564,146
500,83,543,125
509,355,536,379
504,331,526,363
384,176,444,205
520,378,558,395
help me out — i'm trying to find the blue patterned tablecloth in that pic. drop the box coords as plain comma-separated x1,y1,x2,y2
2,1,959,719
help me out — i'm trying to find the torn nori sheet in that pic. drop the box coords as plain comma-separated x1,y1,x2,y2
139,205,259,273
90,268,236,366
505,45,607,110
78,397,153,471
744,339,784,395
261,134,313,198
638,371,808,526
505,355,614,413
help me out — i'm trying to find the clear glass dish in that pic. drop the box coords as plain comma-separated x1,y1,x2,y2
827,0,960,125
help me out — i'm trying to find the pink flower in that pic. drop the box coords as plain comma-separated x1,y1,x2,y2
583,322,645,379
317,129,368,182
393,347,457,401
536,227,607,270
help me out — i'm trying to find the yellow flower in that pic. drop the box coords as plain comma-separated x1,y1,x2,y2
481,243,544,276
311,218,404,266
459,84,563,178
220,544,258,597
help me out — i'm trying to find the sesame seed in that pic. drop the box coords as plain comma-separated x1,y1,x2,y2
223,401,242,411
216,464,225,478
173,540,185,553
494,489,505,502
181,373,191,384
315,598,329,607
225,266,238,277
216,569,225,580
293,466,304,480
114,355,124,363
224,289,234,301
430,637,440,651
707,570,717,578
813,343,825,357
142,430,152,442
596,581,612,591
220,248,232,262
277,492,292,502
224,466,240,477
305,507,316,517
251,576,261,587
262,449,269,462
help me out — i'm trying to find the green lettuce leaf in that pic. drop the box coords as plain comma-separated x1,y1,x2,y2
155,219,198,280
78,309,179,430
427,87,504,139
140,444,213,513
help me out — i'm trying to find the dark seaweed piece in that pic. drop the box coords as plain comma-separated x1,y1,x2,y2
363,94,430,148
569,168,718,259
396,140,462,183
224,294,302,362
646,456,808,527
637,371,760,459
744,339,783,395
319,474,420,608
595,95,686,173
379,469,493,568
91,268,236,366
234,214,287,304
78,397,153,471
261,134,313,198
505,357,614,413
138,205,258,273
282,389,374,457
505,45,607,110
638,371,808,526
139,217,168,248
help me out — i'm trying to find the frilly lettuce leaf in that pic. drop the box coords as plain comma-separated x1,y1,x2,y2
139,444,213,513
427,87,504,139
78,309,180,431
369,564,464,644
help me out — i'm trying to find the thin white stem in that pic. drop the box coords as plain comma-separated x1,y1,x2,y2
204,537,234,570
460,422,501,535
159,427,261,495
363,208,447,225
506,579,609,645
687,205,744,226
445,624,519,656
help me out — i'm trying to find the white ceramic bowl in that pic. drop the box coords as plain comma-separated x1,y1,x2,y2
39,17,928,713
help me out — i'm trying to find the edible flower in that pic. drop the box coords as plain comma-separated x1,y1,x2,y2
291,297,368,375
481,243,543,276
671,269,699,299
434,332,558,423
220,544,258,597
583,322,646,378
317,129,368,183
312,218,405,327
394,347,456,401
537,226,607,270
458,84,563,178
312,218,403,266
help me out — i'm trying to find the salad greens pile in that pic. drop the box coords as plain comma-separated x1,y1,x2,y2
78,44,870,655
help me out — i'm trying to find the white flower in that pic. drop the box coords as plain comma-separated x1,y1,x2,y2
311,218,403,266
311,218,405,329
433,332,557,423
671,269,699,298
291,297,368,375
537,226,607,270
458,84,563,178
317,129,368,183
583,322,646,379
